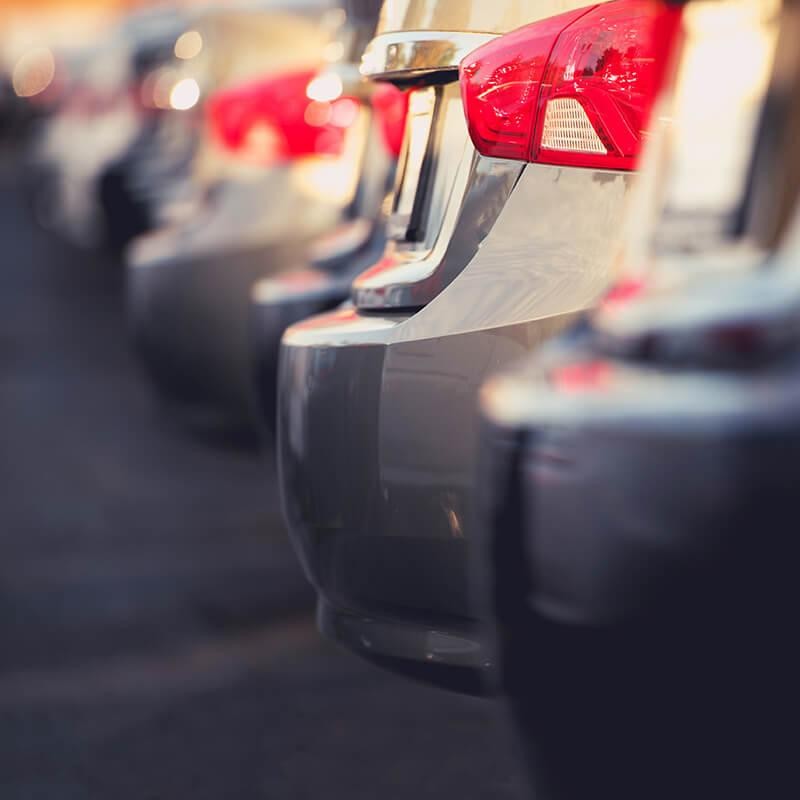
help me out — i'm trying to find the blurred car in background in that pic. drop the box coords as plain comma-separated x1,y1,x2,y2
477,1,799,797
117,1,346,242
0,20,73,144
127,0,396,433
0,68,25,143
0,52,38,142
276,0,678,691
30,3,187,249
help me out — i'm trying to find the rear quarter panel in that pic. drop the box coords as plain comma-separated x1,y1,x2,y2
377,164,633,533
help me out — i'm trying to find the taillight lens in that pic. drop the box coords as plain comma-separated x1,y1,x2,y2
206,69,361,166
536,0,682,169
460,0,682,169
459,8,590,161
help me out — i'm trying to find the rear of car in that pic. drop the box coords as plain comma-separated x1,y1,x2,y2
30,7,186,249
477,0,799,795
122,4,339,233
126,4,392,432
276,0,670,688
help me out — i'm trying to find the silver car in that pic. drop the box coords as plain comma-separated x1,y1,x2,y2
275,0,671,689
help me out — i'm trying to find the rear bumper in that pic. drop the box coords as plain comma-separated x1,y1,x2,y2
277,305,576,683
278,306,484,676
318,599,489,694
277,164,630,684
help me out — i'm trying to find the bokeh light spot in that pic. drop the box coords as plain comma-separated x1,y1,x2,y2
174,30,203,60
12,47,56,98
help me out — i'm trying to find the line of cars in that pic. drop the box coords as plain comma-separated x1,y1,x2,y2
11,0,798,796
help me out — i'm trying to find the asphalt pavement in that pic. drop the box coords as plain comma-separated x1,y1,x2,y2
0,154,527,800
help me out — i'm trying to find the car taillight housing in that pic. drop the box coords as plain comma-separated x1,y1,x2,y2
460,0,682,169
206,69,361,166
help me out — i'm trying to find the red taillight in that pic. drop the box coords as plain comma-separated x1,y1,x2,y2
460,0,682,169
535,0,682,169
459,8,588,161
601,276,647,308
206,69,361,166
372,83,409,158
550,360,614,393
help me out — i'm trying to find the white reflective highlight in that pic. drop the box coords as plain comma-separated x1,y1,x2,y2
306,72,343,103
169,78,200,111
541,99,607,155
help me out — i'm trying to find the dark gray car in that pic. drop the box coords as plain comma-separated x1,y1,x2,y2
477,1,798,796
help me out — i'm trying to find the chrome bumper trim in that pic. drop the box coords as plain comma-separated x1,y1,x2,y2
360,31,497,80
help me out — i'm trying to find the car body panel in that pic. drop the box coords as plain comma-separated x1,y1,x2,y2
374,0,608,37
393,165,631,338
278,161,632,677
364,0,616,82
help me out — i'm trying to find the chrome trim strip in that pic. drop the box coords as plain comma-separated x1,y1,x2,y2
353,155,524,311
360,31,497,80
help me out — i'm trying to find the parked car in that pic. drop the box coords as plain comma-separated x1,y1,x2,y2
275,0,678,691
117,1,345,241
477,0,797,796
30,5,187,249
127,2,394,433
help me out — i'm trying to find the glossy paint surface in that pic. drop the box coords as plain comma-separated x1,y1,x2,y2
276,0,627,685
277,162,632,678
